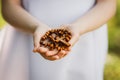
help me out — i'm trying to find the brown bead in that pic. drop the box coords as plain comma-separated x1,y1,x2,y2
50,44,54,48
44,44,47,47
66,37,70,41
57,47,61,51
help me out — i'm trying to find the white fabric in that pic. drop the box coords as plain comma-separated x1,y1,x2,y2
0,0,108,80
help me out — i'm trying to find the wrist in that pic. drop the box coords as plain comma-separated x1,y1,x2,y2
70,22,86,36
68,23,81,36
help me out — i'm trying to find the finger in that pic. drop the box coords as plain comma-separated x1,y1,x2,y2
41,54,59,61
48,55,59,61
37,49,58,61
40,50,59,61
56,50,66,59
38,47,48,54
45,49,58,57
62,51,69,57
38,48,59,61
57,50,69,59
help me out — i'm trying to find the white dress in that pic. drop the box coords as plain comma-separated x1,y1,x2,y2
0,0,108,80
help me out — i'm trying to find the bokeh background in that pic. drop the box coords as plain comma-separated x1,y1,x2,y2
0,0,120,80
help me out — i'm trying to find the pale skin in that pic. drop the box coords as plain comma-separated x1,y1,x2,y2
2,0,116,61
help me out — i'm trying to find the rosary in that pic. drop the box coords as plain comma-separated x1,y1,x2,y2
40,28,72,51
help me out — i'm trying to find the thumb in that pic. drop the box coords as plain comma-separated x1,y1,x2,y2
33,33,42,52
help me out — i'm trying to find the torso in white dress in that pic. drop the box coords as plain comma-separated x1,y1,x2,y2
0,0,108,80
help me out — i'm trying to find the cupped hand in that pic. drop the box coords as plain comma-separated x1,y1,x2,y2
33,24,58,60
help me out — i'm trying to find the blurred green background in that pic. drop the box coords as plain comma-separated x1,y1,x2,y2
0,0,120,80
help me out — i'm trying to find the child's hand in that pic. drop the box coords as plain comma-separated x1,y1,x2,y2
33,24,58,60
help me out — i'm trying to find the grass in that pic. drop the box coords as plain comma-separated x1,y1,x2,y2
0,14,6,28
104,53,120,80
0,0,6,29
